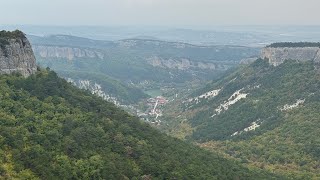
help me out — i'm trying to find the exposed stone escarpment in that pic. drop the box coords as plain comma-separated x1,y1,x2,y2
0,30,37,77
32,45,104,60
261,46,320,66
147,56,230,70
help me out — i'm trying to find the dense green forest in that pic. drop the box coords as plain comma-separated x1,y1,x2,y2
160,59,320,178
0,70,280,179
189,60,320,141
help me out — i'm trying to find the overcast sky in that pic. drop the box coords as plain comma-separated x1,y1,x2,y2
1,0,319,26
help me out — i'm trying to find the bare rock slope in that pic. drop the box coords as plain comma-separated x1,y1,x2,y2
0,30,37,76
33,45,104,60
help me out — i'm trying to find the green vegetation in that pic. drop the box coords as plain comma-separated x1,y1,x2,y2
160,59,320,178
0,30,26,39
188,60,319,142
0,38,9,55
59,70,149,104
267,42,320,48
0,70,279,179
37,58,149,104
208,103,320,178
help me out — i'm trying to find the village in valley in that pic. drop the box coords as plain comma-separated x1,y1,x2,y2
137,96,169,125
71,78,172,126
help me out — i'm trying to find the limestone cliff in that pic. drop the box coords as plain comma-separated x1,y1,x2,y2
32,45,104,60
147,56,230,70
261,46,320,66
0,30,37,76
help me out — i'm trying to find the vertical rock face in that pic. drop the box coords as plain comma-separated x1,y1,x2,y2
32,45,104,60
0,30,37,77
261,47,320,66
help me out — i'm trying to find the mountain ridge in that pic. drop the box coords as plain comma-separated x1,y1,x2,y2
158,56,320,178
30,34,259,85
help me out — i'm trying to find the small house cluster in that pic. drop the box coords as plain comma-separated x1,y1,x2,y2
137,96,168,125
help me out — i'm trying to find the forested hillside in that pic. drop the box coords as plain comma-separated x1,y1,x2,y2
159,59,320,178
0,70,279,179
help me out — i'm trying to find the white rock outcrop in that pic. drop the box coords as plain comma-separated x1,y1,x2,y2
186,89,221,104
231,120,261,136
280,99,305,111
67,78,119,106
214,89,248,115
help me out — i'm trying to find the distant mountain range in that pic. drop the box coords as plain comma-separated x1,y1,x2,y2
4,25,320,46
29,34,260,105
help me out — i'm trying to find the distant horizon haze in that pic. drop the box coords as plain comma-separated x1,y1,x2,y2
1,0,320,26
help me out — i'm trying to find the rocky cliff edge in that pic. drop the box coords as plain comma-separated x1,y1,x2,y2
261,44,320,66
0,30,37,77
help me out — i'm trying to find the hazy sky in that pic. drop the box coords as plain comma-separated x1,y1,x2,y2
1,0,319,26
